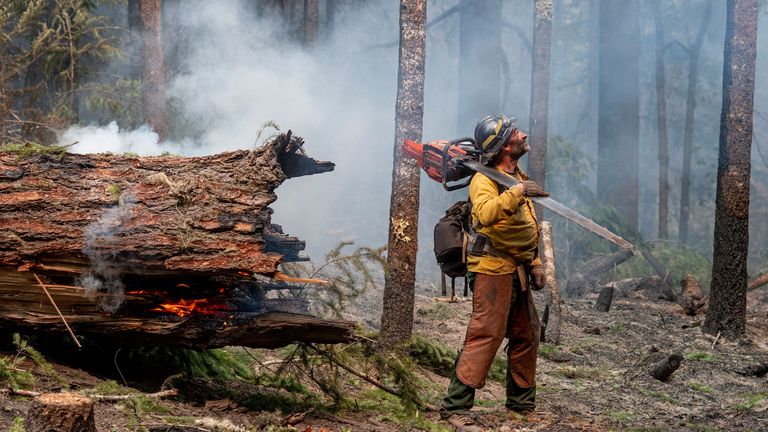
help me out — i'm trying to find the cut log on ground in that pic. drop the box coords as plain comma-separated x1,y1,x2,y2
564,248,634,297
0,132,355,348
675,274,708,316
595,286,614,312
603,275,675,301
539,221,562,344
25,392,96,432
648,354,683,382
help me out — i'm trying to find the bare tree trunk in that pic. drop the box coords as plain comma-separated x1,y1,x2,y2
456,0,501,133
679,0,712,244
140,0,167,141
540,221,561,344
379,0,426,351
651,0,669,240
303,0,319,48
597,0,640,229
703,0,756,340
528,0,552,218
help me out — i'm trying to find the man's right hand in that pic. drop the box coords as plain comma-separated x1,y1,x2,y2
519,180,549,197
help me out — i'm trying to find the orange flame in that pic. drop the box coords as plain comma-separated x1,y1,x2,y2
151,298,235,317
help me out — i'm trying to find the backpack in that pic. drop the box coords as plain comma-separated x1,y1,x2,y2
433,200,472,278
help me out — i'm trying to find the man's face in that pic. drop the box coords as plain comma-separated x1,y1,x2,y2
503,129,529,160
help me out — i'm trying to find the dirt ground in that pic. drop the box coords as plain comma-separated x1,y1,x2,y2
1,284,766,432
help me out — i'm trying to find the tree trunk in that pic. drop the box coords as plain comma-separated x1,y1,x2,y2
379,0,426,351
703,0,757,340
25,393,96,432
303,0,319,48
528,0,552,218
140,0,167,141
539,221,561,344
597,0,640,229
679,0,712,244
594,286,614,312
651,0,669,240
457,0,501,133
648,354,683,382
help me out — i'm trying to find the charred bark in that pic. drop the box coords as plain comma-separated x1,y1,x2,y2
676,274,708,316
140,0,167,140
594,286,614,312
527,0,553,205
564,248,634,297
0,133,352,348
648,354,683,382
379,0,426,351
703,0,756,339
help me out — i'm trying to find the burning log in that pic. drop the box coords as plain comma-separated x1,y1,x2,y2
0,132,355,348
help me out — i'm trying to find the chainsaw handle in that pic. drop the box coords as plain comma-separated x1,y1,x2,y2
440,137,475,191
442,176,472,191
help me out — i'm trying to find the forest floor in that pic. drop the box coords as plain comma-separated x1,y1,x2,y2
0,283,767,432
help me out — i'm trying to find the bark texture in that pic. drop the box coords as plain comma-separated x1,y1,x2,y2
379,0,426,350
703,0,756,339
594,286,614,312
140,0,167,141
676,274,708,316
648,354,683,382
597,0,640,229
0,133,353,348
25,392,96,432
679,0,712,244
457,0,501,133
527,0,552,218
539,221,561,344
651,0,670,239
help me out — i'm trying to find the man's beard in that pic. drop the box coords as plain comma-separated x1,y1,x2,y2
509,144,529,160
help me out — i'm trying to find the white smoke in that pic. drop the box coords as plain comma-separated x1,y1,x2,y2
63,121,188,156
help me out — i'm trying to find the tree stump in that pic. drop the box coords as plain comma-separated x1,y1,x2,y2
675,274,708,315
648,354,683,382
25,392,96,432
595,286,615,312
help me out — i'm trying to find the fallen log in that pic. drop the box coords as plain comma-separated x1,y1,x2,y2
564,248,634,297
748,271,768,291
0,132,356,348
595,286,614,312
602,275,675,301
648,354,683,382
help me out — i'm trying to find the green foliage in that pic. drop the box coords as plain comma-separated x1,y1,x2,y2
605,409,635,423
10,417,24,432
107,183,122,201
616,242,712,290
124,346,254,381
684,351,719,362
0,0,124,144
13,333,67,389
124,394,170,416
0,142,67,159
0,356,34,390
687,380,713,393
732,392,768,411
280,241,387,319
538,344,556,359
408,334,456,377
636,386,678,404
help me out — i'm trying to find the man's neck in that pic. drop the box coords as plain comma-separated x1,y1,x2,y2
495,155,518,174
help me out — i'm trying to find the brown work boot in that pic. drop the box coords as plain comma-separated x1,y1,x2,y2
444,413,482,432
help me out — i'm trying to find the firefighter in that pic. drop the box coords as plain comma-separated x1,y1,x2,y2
441,115,548,429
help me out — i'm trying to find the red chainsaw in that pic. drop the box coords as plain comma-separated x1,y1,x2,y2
401,137,635,250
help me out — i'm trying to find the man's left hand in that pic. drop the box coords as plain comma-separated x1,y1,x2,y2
530,265,546,290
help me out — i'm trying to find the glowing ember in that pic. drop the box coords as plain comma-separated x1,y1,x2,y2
151,298,235,317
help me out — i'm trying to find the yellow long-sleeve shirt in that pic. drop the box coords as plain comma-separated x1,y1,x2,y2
466,166,541,275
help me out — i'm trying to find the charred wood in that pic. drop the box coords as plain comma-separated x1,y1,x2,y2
595,286,614,312
675,274,708,316
736,362,768,377
564,248,634,297
748,271,768,291
648,354,683,382
0,133,352,348
603,275,675,301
